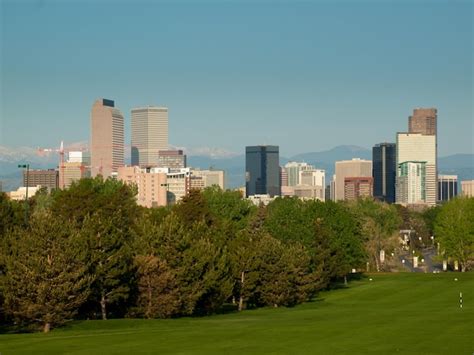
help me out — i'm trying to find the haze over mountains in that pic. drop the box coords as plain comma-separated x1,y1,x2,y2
1,144,473,191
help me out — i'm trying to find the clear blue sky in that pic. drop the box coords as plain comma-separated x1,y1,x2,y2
1,0,472,157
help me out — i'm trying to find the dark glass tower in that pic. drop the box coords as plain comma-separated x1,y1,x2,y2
245,145,280,197
372,143,396,203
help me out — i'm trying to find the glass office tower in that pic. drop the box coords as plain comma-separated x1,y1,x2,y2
245,145,280,197
372,143,396,203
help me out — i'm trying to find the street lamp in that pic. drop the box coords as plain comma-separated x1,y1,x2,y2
18,164,30,224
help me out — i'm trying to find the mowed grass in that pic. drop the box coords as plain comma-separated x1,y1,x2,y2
1,273,473,354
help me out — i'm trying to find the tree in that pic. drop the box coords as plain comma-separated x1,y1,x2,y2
434,197,474,272
2,212,91,332
351,199,401,272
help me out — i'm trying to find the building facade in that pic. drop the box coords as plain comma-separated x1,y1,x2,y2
438,175,458,202
396,161,426,204
409,108,437,136
344,177,373,201
461,180,474,197
245,145,280,197
157,150,186,169
334,159,372,201
23,169,58,190
63,151,91,189
283,162,313,186
372,143,396,203
131,106,169,167
90,99,124,178
117,166,168,208
396,133,436,206
189,169,225,190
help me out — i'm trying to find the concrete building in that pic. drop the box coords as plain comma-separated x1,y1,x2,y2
283,162,314,186
131,106,168,167
23,169,58,190
372,143,396,203
330,175,336,201
294,185,325,201
334,159,372,201
344,177,373,201
409,108,437,136
63,151,91,189
280,167,288,187
8,186,42,201
396,161,426,204
190,169,225,190
299,169,325,188
245,145,280,197
396,133,436,206
90,99,125,178
157,150,186,169
461,180,474,197
438,175,458,202
117,166,167,208
247,194,275,206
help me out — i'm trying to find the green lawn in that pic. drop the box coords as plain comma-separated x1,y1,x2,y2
1,273,473,354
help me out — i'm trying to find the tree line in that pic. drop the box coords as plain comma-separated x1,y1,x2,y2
0,177,472,333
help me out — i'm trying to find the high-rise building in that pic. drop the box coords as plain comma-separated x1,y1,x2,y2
396,133,436,206
280,167,288,187
409,108,437,136
372,143,396,203
23,169,58,190
245,145,280,197
461,180,474,197
131,106,169,167
344,177,373,201
334,159,372,201
299,169,325,188
396,161,426,204
157,150,186,169
283,162,313,186
438,175,458,202
90,99,124,178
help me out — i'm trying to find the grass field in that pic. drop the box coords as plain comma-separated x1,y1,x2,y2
1,273,473,354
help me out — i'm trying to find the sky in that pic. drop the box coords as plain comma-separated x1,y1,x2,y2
1,0,472,157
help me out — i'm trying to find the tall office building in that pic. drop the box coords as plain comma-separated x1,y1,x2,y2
372,143,396,203
409,108,437,136
396,133,436,206
189,169,225,190
284,162,313,186
299,169,325,188
344,177,373,201
23,169,59,190
131,106,169,167
334,159,372,201
63,151,91,189
245,145,280,197
90,99,124,178
396,161,426,204
437,175,458,202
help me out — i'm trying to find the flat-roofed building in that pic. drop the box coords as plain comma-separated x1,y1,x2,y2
334,159,372,201
461,180,474,197
190,169,225,190
131,106,168,168
396,161,426,204
344,177,373,201
23,169,58,190
246,145,280,197
90,99,124,177
8,185,42,201
157,150,186,169
396,133,436,206
438,175,458,202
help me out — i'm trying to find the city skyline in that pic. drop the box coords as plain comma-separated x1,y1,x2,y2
1,1,472,157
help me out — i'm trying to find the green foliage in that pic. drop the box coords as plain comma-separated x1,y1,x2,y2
434,197,474,272
2,212,91,332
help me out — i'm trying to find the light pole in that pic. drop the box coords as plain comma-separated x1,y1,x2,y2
18,164,30,225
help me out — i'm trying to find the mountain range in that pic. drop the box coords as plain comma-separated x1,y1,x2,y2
1,145,473,191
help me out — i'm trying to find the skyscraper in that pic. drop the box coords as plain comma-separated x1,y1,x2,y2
283,162,313,186
396,133,436,206
334,159,372,201
438,175,458,202
90,99,124,178
245,145,280,197
396,161,427,204
131,106,169,167
372,143,396,203
409,108,437,136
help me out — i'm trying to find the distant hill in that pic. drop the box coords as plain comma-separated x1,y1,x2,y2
1,145,473,191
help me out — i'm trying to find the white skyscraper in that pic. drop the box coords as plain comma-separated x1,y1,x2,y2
396,133,436,206
284,162,314,186
131,106,169,168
